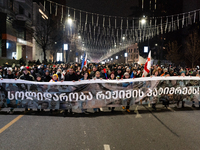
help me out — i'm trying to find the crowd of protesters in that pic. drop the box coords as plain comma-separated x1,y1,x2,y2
0,62,199,114
0,63,199,81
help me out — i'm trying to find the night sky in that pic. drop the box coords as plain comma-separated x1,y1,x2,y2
59,0,200,17
62,0,139,17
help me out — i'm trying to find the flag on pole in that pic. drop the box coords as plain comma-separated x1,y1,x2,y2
103,68,108,79
81,53,87,69
142,51,151,77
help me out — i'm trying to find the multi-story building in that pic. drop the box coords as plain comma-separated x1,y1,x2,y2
0,0,33,61
126,44,139,64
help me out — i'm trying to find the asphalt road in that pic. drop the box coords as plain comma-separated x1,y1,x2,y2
0,105,200,150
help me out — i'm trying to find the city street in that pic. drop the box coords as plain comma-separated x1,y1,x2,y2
0,105,200,150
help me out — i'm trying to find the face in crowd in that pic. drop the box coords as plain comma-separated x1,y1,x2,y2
53,75,58,81
95,72,100,78
45,71,49,76
23,69,28,75
84,73,88,79
110,73,115,79
154,71,158,76
37,76,42,81
93,67,97,72
69,68,74,75
124,74,130,79
117,69,122,74
7,70,12,75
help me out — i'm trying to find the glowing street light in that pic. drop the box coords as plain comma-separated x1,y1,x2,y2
67,18,73,25
78,36,81,39
141,18,146,24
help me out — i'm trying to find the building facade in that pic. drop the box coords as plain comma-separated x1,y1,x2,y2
0,0,33,61
126,44,139,64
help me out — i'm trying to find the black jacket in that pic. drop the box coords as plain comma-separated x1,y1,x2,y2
5,74,16,79
43,75,52,82
64,73,78,81
19,73,35,81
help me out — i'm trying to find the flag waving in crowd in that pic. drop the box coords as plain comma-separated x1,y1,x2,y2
142,51,151,77
81,53,87,69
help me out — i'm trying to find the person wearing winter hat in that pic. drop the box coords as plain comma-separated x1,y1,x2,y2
43,70,52,82
19,68,35,81
49,74,59,82
36,73,43,82
1,67,16,80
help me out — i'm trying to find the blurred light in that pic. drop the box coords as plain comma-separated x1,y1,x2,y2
122,37,125,40
155,44,158,46
141,18,146,24
68,18,73,25
124,53,128,57
57,53,63,61
144,46,148,53
39,9,48,19
116,56,118,59
108,59,109,62
6,43,9,49
111,58,113,60
55,42,57,44
78,36,81,39
64,44,68,50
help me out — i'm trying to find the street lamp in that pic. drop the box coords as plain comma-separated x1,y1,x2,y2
67,17,73,25
141,18,146,24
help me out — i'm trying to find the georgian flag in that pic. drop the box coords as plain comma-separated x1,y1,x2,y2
142,51,151,77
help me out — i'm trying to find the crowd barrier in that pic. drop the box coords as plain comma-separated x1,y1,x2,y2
0,77,200,111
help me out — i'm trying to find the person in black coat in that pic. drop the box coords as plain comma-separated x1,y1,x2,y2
4,68,16,79
64,67,78,81
43,70,52,82
19,68,35,81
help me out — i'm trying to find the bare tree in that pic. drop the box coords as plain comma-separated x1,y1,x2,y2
166,41,182,65
185,31,200,68
31,19,62,62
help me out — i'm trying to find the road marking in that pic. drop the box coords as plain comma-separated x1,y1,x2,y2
0,115,24,134
134,105,142,118
104,144,111,150
167,107,175,112
148,100,151,107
